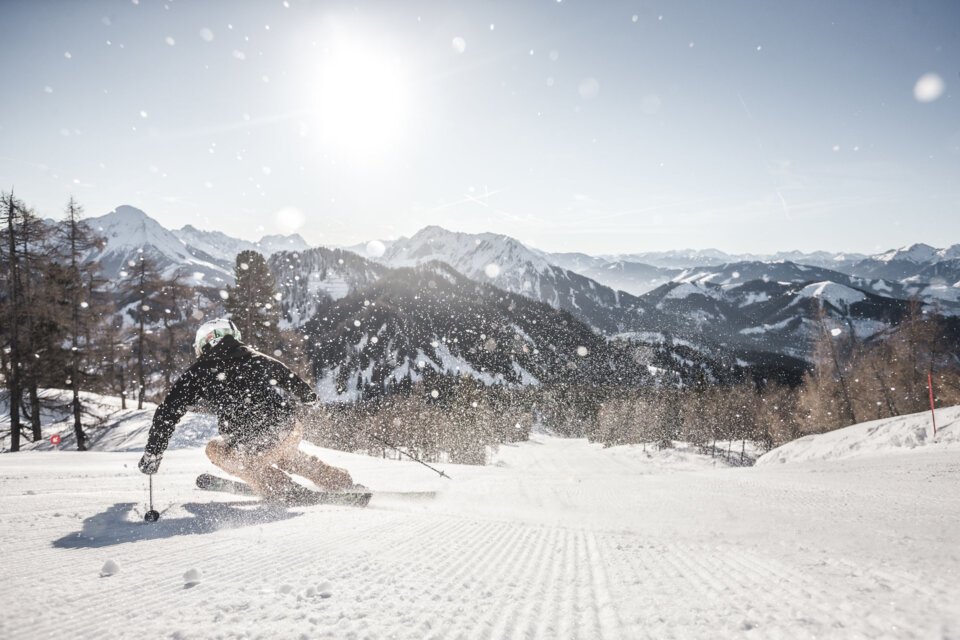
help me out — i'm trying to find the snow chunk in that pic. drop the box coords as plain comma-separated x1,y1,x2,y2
100,559,120,577
183,568,202,586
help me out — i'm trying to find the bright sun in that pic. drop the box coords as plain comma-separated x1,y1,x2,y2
313,38,411,157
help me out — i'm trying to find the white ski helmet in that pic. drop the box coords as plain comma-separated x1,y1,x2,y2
194,317,241,357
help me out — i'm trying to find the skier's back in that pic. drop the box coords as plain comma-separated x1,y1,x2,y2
138,318,353,498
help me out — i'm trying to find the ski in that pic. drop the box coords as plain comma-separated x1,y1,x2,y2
196,473,372,507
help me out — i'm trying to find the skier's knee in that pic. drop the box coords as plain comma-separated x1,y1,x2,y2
205,439,222,462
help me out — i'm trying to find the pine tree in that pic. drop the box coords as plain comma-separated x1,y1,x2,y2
225,250,281,353
54,197,103,450
154,271,194,392
1,191,26,451
121,254,163,410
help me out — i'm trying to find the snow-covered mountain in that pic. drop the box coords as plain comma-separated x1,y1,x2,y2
546,253,680,296
366,226,648,333
300,261,742,401
601,248,867,270
87,205,312,285
269,247,387,328
626,276,916,364
87,205,230,285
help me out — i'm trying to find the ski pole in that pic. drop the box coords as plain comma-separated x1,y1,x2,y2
369,434,452,480
144,475,160,522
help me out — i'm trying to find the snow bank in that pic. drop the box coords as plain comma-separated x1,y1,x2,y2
757,405,960,466
1,389,216,453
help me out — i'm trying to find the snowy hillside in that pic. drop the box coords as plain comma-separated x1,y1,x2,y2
2,411,959,638
757,405,959,465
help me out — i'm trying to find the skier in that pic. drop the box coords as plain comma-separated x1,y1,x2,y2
138,318,354,501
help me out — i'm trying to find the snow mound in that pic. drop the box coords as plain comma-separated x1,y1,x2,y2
757,405,960,465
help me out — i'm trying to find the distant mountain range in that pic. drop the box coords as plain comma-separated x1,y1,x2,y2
86,205,309,285
77,205,960,395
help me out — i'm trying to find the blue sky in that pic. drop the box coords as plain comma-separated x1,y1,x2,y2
1,0,957,255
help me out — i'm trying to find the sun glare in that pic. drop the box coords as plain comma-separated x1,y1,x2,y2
313,37,411,157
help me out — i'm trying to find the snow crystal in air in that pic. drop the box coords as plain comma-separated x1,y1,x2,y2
578,78,600,100
219,290,229,300
139,110,148,118
183,568,202,586
232,50,246,61
489,24,495,31
44,86,53,94
549,50,559,62
485,263,501,278
365,240,386,258
640,94,661,115
239,262,249,271
452,37,466,54
164,36,175,46
199,27,214,42
80,301,89,309
832,144,840,152
100,560,120,577
914,73,944,103
370,336,378,344
275,207,304,232
431,389,439,398
63,51,72,59
731,271,740,279
830,328,843,337
546,77,555,87
631,14,638,22
261,166,271,175
274,292,282,301
353,320,361,327
273,350,282,357
576,346,589,357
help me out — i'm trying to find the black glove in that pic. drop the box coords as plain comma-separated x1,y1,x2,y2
139,452,163,475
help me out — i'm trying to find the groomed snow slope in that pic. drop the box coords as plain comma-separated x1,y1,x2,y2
757,405,960,466
2,421,959,638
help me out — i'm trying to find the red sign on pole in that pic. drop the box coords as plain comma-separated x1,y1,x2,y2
928,371,938,437
50,434,61,446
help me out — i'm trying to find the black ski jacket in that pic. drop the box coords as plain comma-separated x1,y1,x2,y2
144,335,317,456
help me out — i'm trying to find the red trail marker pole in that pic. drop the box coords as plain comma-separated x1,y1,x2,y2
927,371,937,437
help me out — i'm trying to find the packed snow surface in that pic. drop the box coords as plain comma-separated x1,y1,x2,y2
2,412,959,638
